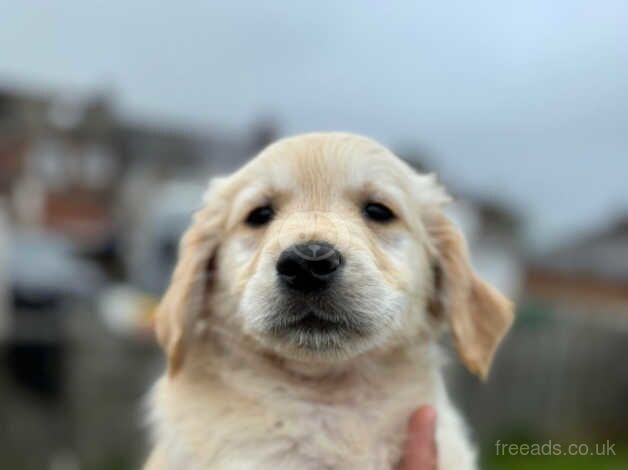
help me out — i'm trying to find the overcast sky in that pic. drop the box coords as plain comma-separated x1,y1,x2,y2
1,1,627,247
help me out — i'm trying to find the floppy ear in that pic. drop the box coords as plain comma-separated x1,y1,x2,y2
155,179,228,377
427,213,514,380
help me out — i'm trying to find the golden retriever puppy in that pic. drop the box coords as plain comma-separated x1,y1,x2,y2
144,133,513,470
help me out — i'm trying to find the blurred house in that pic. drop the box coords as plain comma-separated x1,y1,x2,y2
526,216,628,312
0,85,276,274
0,87,118,249
0,82,278,306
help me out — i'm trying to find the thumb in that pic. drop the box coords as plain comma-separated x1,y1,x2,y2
401,406,438,470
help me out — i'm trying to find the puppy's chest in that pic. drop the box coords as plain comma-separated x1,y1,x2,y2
269,396,406,469
166,379,412,470
221,392,405,470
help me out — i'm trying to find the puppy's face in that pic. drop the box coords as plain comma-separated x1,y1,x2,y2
220,135,436,360
156,133,514,379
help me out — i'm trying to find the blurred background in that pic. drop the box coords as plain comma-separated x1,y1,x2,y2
0,2,627,469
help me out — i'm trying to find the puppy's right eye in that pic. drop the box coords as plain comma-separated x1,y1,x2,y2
245,205,274,227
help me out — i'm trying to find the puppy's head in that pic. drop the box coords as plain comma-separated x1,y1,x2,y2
156,133,513,379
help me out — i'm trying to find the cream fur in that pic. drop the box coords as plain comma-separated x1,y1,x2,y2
144,133,514,470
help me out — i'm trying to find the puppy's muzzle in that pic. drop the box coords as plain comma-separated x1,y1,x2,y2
276,241,343,293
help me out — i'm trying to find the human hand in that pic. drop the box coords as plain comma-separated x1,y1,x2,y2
401,406,437,470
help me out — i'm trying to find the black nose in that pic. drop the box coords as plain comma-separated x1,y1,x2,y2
276,241,343,292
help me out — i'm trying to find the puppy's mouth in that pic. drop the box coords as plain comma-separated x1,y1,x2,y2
284,311,343,334
264,301,372,353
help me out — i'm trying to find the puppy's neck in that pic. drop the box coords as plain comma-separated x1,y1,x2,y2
262,351,359,382
192,327,440,404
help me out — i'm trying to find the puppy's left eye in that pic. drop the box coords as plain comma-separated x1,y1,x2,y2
245,205,274,227
363,202,395,223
